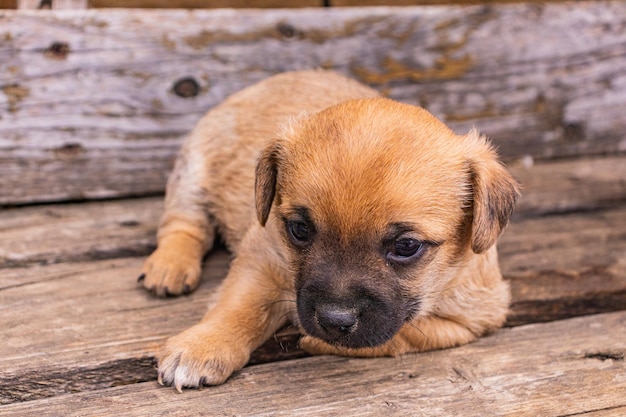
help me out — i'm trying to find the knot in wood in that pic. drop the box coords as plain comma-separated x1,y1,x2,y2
172,77,200,98
45,42,70,59
276,22,299,40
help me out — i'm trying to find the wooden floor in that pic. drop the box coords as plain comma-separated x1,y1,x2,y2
1,154,625,416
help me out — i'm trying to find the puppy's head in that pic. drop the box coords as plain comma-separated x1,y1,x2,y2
255,98,519,349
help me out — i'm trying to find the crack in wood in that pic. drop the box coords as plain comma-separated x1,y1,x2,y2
0,357,156,405
557,404,626,417
583,351,624,361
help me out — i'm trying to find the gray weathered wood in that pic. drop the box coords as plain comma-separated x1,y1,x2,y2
2,154,625,269
1,311,624,416
1,1,625,205
511,155,626,217
0,256,224,404
1,157,625,404
0,197,160,268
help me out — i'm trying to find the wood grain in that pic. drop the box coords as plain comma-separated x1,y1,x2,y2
1,154,625,405
1,311,624,416
3,155,624,268
1,2,625,205
89,0,322,8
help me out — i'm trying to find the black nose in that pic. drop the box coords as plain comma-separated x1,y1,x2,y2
316,306,358,337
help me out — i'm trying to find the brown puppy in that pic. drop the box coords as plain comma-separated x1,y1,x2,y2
139,70,520,391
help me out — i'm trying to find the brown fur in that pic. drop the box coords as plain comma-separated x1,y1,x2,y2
139,70,520,391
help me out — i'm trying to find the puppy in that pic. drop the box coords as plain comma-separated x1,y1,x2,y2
139,70,520,391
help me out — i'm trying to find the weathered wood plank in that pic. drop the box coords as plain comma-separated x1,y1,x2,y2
0,0,17,9
0,256,223,404
11,0,576,9
503,208,626,326
1,153,625,404
1,203,624,403
18,0,87,8
88,0,322,8
511,155,626,217
1,2,625,205
0,197,160,268
2,154,624,269
1,311,624,416
17,0,322,8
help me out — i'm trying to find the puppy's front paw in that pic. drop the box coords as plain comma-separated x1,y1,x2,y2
139,241,202,297
158,324,249,392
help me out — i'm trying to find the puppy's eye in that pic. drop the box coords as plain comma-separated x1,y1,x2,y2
286,220,314,246
387,238,425,264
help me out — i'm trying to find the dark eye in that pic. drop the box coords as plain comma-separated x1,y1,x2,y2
286,220,314,247
387,238,425,264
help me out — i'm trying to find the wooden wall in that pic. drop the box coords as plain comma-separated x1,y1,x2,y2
1,1,625,205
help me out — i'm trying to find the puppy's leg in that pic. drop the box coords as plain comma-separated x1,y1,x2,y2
299,315,479,357
157,253,292,390
139,149,216,297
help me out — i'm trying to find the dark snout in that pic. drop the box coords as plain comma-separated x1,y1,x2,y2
296,278,406,349
316,305,359,338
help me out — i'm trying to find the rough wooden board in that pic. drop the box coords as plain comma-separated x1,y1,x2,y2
1,153,625,404
333,0,537,4
1,202,625,404
0,0,16,9
511,155,626,217
13,0,575,8
0,256,225,404
0,197,161,268
1,311,624,416
502,207,626,326
18,0,322,8
89,0,322,7
1,2,625,205
2,154,625,269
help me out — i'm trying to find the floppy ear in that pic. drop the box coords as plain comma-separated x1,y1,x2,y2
466,131,521,253
255,143,281,226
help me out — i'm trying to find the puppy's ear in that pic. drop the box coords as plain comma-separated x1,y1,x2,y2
466,131,521,253
255,143,282,226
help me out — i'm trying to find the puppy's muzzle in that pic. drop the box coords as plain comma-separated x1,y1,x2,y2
297,280,405,349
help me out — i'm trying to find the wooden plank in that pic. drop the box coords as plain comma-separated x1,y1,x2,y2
511,155,626,217
0,197,160,268
1,311,624,416
1,2,625,205
1,197,624,402
2,154,624,269
502,207,626,326
18,0,87,8
0,256,223,404
88,0,322,8
333,0,544,5
0,0,17,8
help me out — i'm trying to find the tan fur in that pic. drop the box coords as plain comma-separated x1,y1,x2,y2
140,70,520,391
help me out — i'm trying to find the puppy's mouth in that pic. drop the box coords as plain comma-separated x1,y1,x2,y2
296,286,413,349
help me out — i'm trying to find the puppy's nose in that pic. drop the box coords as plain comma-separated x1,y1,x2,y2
316,306,358,337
